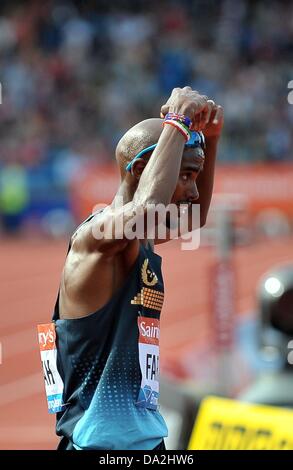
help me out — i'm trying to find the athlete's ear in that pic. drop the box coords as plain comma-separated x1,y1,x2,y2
131,158,147,180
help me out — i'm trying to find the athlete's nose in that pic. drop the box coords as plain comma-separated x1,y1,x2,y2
187,182,199,202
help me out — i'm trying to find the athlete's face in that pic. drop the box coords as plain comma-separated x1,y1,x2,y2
170,147,204,207
129,145,204,229
161,147,204,231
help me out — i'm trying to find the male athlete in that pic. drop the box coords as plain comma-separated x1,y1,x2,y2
52,87,223,450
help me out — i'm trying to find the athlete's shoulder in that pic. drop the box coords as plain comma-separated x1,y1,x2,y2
71,208,106,241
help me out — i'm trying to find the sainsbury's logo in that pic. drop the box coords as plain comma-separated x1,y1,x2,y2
39,330,54,347
140,321,160,340
37,324,56,350
138,317,160,345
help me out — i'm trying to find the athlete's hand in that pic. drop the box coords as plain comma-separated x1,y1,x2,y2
202,101,224,139
160,86,214,131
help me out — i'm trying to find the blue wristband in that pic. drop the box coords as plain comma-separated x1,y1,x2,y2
164,113,192,129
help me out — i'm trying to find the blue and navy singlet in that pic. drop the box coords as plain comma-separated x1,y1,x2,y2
52,215,168,450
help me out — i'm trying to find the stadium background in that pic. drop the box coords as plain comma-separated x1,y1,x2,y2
0,0,292,449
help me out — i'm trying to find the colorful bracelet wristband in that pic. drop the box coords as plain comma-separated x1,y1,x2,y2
163,120,191,142
164,112,192,129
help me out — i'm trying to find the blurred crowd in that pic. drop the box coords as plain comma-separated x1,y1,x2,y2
0,0,292,232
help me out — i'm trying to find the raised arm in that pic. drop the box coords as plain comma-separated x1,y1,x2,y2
196,102,224,226
74,87,211,256
155,98,223,244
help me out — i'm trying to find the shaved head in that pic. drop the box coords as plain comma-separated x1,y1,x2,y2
115,118,163,178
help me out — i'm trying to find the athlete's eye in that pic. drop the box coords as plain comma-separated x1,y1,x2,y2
181,173,191,182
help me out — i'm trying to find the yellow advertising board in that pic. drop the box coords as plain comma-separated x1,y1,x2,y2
189,396,293,450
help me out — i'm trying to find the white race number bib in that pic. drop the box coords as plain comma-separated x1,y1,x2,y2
37,323,65,414
136,316,160,410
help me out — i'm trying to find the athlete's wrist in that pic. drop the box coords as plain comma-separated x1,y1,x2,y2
163,120,191,142
161,120,188,143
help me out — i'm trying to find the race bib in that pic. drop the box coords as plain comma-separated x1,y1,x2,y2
37,323,65,414
136,316,160,410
